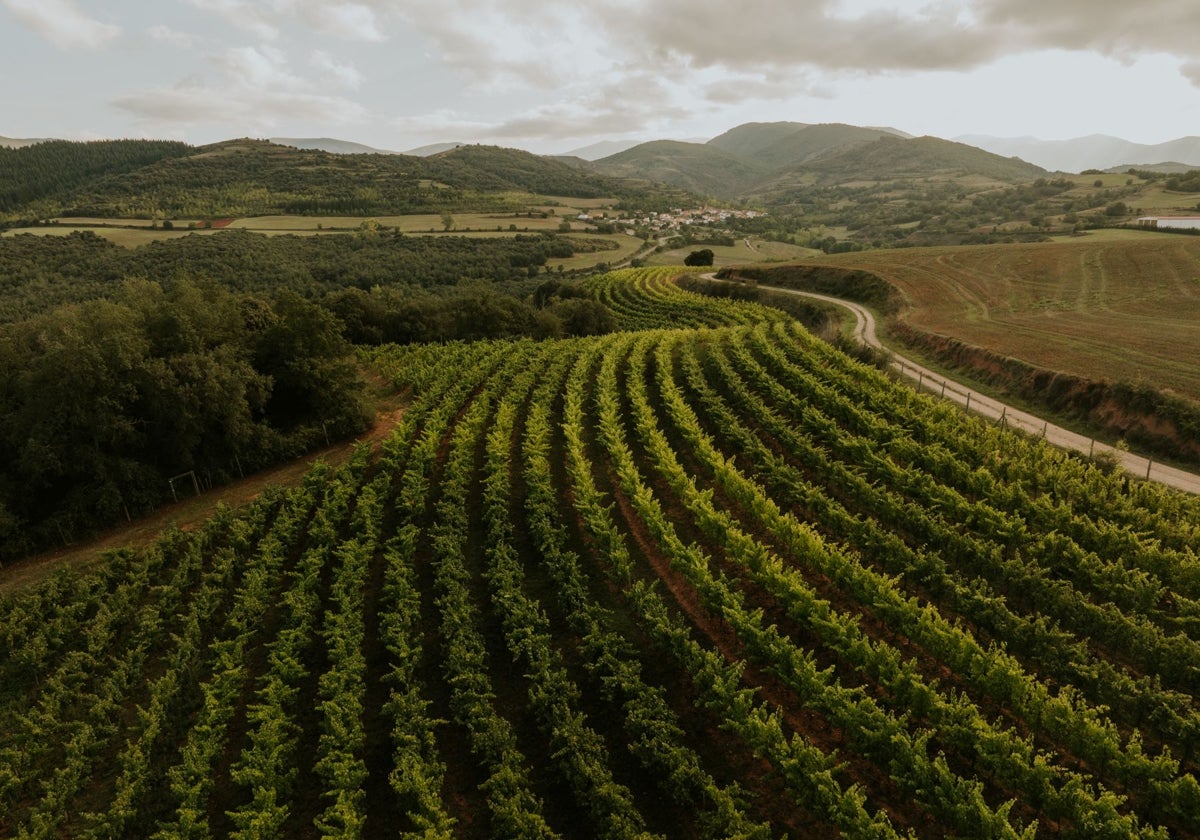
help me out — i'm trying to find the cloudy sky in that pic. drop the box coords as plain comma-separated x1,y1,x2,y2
3,0,1200,153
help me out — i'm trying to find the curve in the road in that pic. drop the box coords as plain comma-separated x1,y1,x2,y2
705,275,1200,496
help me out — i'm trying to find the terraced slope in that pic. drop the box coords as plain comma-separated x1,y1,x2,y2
2,268,1200,838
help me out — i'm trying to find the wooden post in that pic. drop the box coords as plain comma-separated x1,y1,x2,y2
1089,438,1095,458
1146,459,1153,481
940,380,946,398
965,392,971,412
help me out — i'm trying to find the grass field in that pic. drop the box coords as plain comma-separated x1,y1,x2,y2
3,210,634,266
0,225,219,247
225,211,583,233
808,229,1200,405
648,237,818,267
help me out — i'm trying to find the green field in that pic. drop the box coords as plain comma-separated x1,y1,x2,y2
226,211,584,233
648,236,818,267
2,214,640,271
3,268,1199,837
804,231,1200,405
0,225,219,247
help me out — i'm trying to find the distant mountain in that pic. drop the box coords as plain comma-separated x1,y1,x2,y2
715,122,908,170
559,139,644,161
593,123,1045,202
956,133,1200,173
1103,161,1200,174
270,137,396,155
706,122,815,159
596,140,772,199
1,137,695,218
402,142,467,157
0,136,52,148
800,135,1045,182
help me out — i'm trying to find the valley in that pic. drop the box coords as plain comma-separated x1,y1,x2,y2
3,128,1200,839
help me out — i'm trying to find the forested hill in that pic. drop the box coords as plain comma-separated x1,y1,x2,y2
0,139,192,214
0,138,693,220
592,123,1047,201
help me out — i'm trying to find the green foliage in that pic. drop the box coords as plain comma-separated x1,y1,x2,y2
0,229,587,323
683,248,714,266
4,267,1200,839
1,138,694,220
1166,171,1200,192
0,140,193,214
0,279,370,558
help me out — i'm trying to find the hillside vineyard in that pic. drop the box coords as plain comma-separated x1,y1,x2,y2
3,269,1200,838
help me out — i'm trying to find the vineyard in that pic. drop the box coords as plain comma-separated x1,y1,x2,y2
3,266,1200,838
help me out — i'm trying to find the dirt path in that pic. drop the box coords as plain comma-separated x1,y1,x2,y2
706,275,1200,496
0,385,407,596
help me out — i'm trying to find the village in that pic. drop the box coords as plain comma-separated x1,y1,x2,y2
576,205,766,236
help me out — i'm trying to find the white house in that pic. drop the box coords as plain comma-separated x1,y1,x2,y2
1137,216,1200,230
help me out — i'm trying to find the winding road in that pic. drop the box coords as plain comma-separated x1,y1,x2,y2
706,275,1200,495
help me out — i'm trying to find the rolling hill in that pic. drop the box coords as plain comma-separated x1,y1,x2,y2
0,138,695,219
269,137,397,155
593,139,772,199
593,123,1047,203
558,139,644,160
797,134,1046,182
706,121,905,169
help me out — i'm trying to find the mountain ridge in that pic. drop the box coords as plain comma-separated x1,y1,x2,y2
592,124,1047,200
956,133,1200,172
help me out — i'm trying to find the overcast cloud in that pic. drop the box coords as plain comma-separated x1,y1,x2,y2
2,1,1198,151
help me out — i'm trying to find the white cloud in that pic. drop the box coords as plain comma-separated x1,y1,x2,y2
186,0,279,40
592,0,1200,89
216,45,302,89
3,0,119,50
113,42,368,132
185,0,390,42
306,3,385,41
392,74,692,149
147,25,196,49
114,82,366,129
311,50,364,89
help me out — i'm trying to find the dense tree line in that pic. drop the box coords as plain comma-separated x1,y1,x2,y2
0,279,371,560
0,229,588,322
0,140,192,214
1166,171,1200,193
325,281,615,345
0,230,620,558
